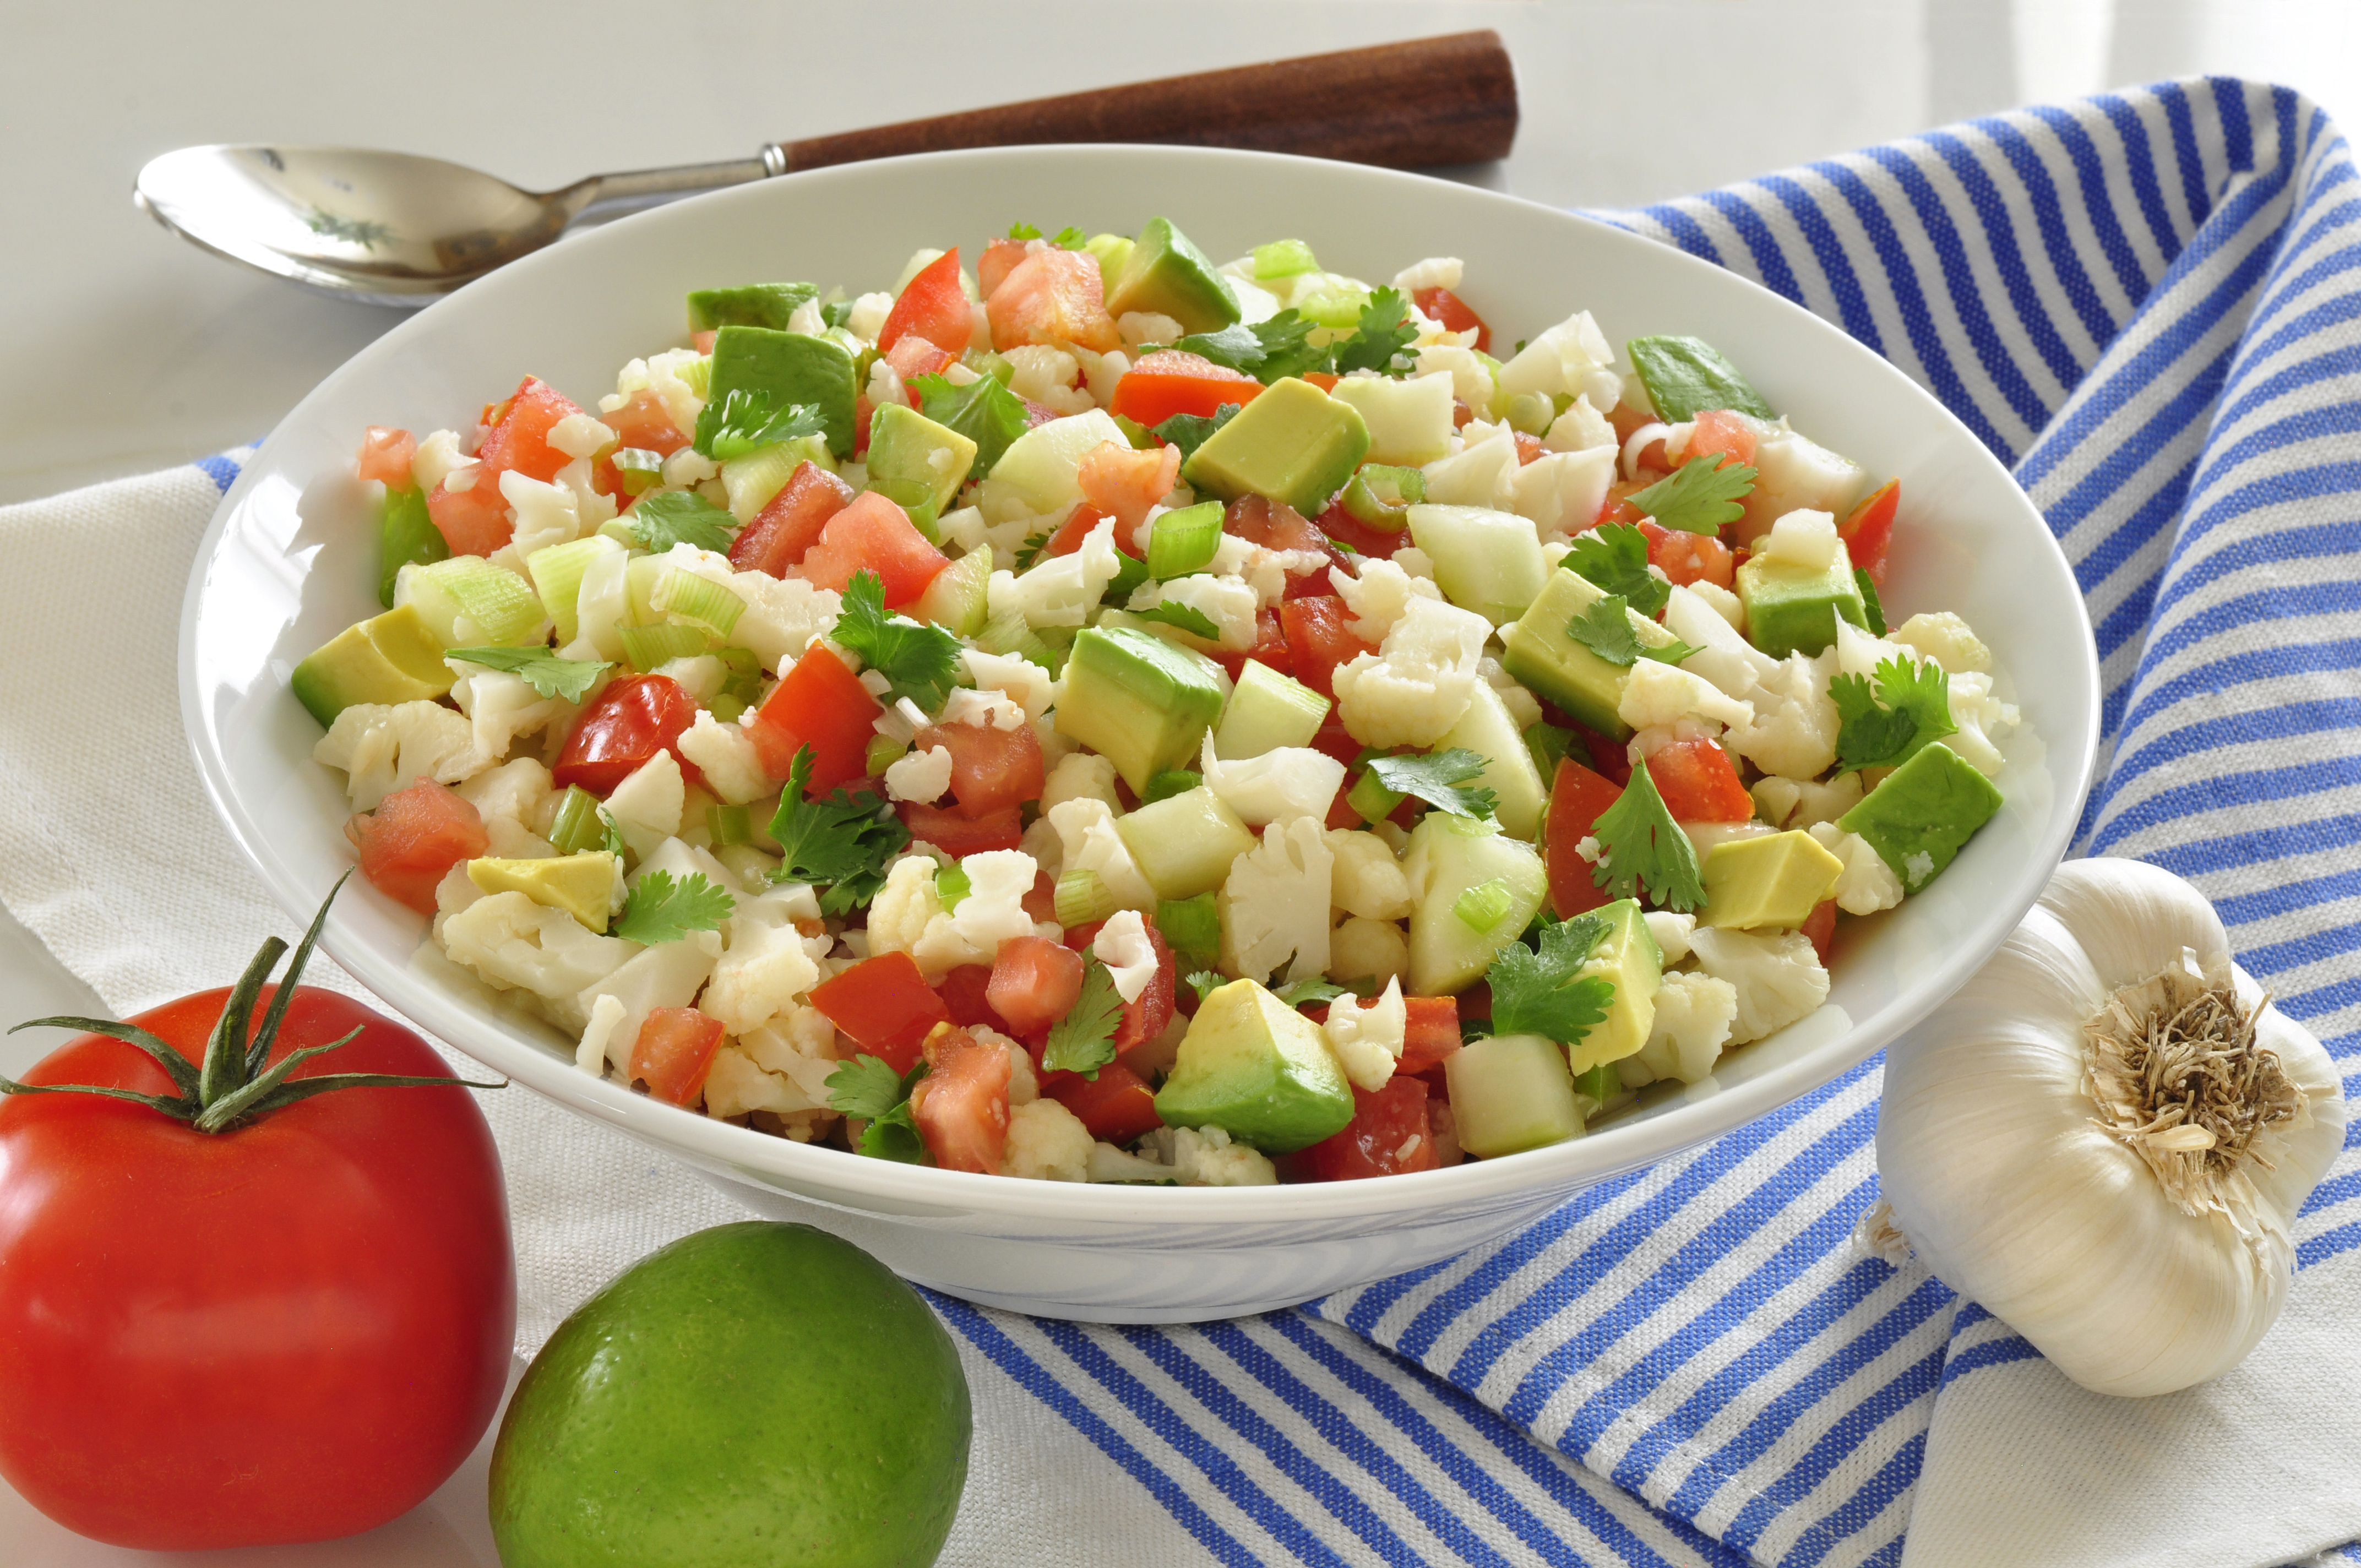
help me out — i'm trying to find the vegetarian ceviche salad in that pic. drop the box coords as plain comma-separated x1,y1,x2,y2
296,216,2019,1185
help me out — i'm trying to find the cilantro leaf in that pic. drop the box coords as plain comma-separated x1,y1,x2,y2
1330,286,1418,378
825,1054,932,1162
1590,758,1706,912
1152,404,1243,462
1042,959,1124,1079
1563,523,1669,618
1564,597,1698,669
692,386,826,461
627,489,738,554
831,569,962,711
1007,221,1041,240
821,298,855,330
598,807,626,860
1172,309,1334,385
1625,456,1755,536
614,869,735,945
1050,225,1086,249
769,748,913,916
1368,748,1498,820
1855,568,1887,637
1274,978,1359,1009
1487,913,1617,1044
1131,600,1221,639
445,647,611,702
1830,655,1956,772
1011,530,1052,571
1184,970,1222,1004
911,371,1031,480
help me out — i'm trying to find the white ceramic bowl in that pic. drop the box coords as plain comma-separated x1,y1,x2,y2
183,145,2097,1322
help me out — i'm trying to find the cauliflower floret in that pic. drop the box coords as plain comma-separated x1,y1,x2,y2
1412,345,1494,413
410,429,470,494
1618,659,1755,731
1200,733,1345,827
703,913,824,1035
675,710,773,805
546,412,617,461
1039,751,1120,812
1688,580,1745,634
1663,585,1777,702
1807,822,1905,916
1944,670,2018,778
941,688,1026,731
885,743,954,803
726,574,842,676
603,751,684,860
1620,971,1739,1087
446,666,567,770
575,993,626,1076
1117,311,1184,350
579,932,724,1075
963,648,1055,722
1644,910,1697,967
1003,346,1092,415
1325,829,1414,919
735,1002,843,1106
1479,657,1544,729
995,1030,1041,1105
654,654,726,705
1323,976,1406,1091
1724,651,1841,781
864,855,944,963
1329,557,1443,644
1419,424,1521,509
606,347,709,439
1331,594,1491,748
845,290,895,341
1392,256,1463,292
1046,798,1156,912
1753,770,1864,831
1136,574,1260,651
1891,611,1993,675
1494,309,1621,410
1758,509,1841,570
702,1045,813,1119
867,849,1041,976
1543,394,1616,454
314,700,486,810
457,757,556,859
1002,1098,1095,1181
1685,927,1829,1045
1833,618,1920,680
1219,818,1334,983
1330,916,1410,984
1091,909,1158,1003
439,891,635,1032
1143,1124,1279,1186
1510,446,1618,544
988,518,1124,628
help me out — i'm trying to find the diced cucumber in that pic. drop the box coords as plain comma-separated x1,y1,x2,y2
1434,680,1547,840
911,546,993,637
1403,814,1547,995
1328,374,1456,467
1212,660,1330,760
1116,788,1256,901
1445,1033,1584,1157
1406,504,1548,626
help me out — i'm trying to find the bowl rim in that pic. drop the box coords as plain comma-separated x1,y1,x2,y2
181,140,2100,1225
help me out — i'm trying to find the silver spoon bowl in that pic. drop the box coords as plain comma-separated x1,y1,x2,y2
134,144,783,308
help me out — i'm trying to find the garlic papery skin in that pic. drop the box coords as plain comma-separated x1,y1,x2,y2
1874,857,2346,1397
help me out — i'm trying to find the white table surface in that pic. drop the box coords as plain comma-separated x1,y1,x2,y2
0,1,2197,1560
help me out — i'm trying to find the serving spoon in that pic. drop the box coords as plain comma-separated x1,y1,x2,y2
134,31,1516,309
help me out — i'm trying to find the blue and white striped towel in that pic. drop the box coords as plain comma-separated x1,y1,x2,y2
924,78,2361,1567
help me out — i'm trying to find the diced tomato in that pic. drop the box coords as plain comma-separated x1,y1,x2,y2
1596,492,1649,531
1645,737,1754,823
345,778,488,916
730,460,856,578
1279,596,1373,700
357,427,415,487
909,1025,1010,1173
1609,400,1658,445
1019,397,1062,429
916,720,1044,816
474,376,585,485
1226,494,1348,572
879,249,974,357
1840,478,1900,586
899,802,1023,856
1802,899,1839,961
884,333,956,391
1457,981,1493,1022
629,1007,725,1107
1315,495,1407,559
977,237,1029,300
987,935,1085,1038
1687,409,1760,469
603,388,690,456
1513,432,1546,466
810,952,953,1075
936,964,1011,1033
1640,520,1737,589
1216,607,1291,684
425,480,513,557
553,673,701,795
1398,996,1462,1075
1043,1062,1164,1145
1288,1077,1440,1181
852,392,873,457
987,247,1118,353
1108,350,1265,427
1079,441,1182,538
1301,371,1339,392
747,643,878,791
797,490,951,607
1113,922,1177,1056
1021,869,1060,926
1046,502,1113,559
1545,757,1625,919
1412,286,1490,353
1309,714,1363,766
691,329,719,355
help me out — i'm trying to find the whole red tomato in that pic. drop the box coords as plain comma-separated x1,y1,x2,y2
0,982,515,1549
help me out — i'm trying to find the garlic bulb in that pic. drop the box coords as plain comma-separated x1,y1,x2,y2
1874,857,2346,1396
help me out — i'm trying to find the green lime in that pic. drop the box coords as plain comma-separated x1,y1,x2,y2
488,1222,970,1567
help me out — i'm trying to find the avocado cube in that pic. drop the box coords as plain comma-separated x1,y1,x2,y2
1105,216,1241,335
1565,897,1664,1074
1211,660,1330,760
1444,1032,1584,1157
290,603,454,727
1736,544,1868,658
1698,831,1844,932
1836,742,2003,893
1498,569,1682,741
467,852,619,933
1053,628,1228,794
1181,377,1370,520
708,326,859,458
865,402,978,515
1154,978,1353,1153
686,282,819,333
1115,787,1257,901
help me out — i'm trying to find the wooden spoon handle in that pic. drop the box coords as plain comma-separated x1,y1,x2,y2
776,31,1517,175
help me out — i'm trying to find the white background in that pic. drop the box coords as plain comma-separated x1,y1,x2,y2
3,1,2354,1561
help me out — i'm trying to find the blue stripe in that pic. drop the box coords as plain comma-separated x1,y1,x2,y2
2297,1220,2361,1270
2022,105,2154,307
1939,1333,2044,1388
2104,696,2361,799
194,453,242,493
1922,129,2088,387
1698,188,1805,304
1721,1349,1945,1554
2157,80,2214,232
1758,173,1886,353
2298,1167,2361,1219
2096,752,2361,858
2212,853,2361,930
2238,916,2361,981
2147,808,2361,883
1782,1433,1924,1568
1641,203,1728,267
2093,92,2185,260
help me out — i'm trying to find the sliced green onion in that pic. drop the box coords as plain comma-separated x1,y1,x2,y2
706,803,752,847
719,440,815,521
1143,769,1201,804
525,536,614,646
1504,391,1557,437
1054,868,1116,929
678,356,713,399
1146,500,1223,579
865,734,909,777
1522,721,1573,781
964,347,1011,384
934,863,972,912
1252,238,1319,280
654,567,745,640
1111,412,1158,450
1103,551,1149,607
415,557,543,646
611,448,666,496
547,786,606,856
1573,1060,1620,1104
1156,894,1221,970
975,611,1060,673
1340,465,1426,531
378,485,447,611
901,496,942,545
617,622,709,672
1347,767,1406,826
1453,877,1513,933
